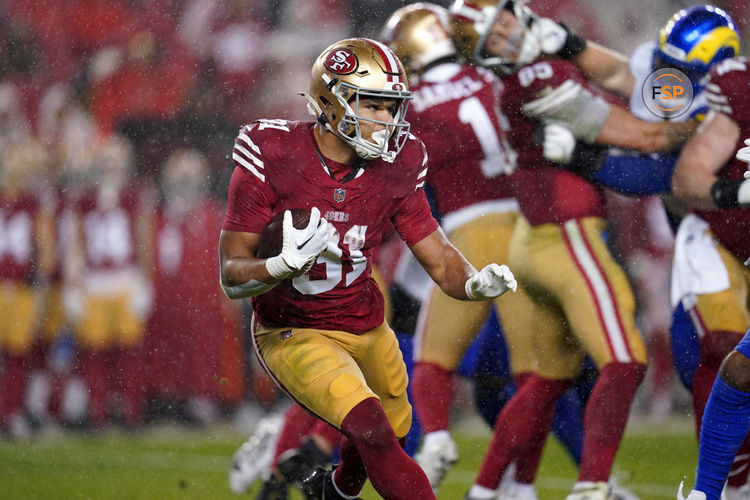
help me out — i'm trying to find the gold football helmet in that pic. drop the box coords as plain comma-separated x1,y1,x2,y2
300,37,412,163
381,3,456,82
449,0,539,74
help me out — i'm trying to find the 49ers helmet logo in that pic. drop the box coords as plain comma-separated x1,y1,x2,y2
324,49,358,75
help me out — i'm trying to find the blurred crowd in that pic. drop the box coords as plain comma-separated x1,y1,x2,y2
1,0,749,439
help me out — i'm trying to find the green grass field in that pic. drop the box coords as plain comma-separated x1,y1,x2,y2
0,416,697,499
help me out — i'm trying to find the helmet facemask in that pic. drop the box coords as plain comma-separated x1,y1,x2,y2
327,78,411,162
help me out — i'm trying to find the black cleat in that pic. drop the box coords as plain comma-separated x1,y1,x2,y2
255,474,289,500
277,439,331,485
299,467,361,500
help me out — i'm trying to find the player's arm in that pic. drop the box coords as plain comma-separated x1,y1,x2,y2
597,105,696,154
219,230,277,299
569,41,635,100
219,208,334,299
530,17,635,99
409,228,516,301
524,83,694,154
671,110,747,210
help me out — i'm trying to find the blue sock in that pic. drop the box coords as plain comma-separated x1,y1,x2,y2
694,375,750,499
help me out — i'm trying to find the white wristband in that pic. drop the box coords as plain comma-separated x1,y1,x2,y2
265,255,293,280
738,179,750,205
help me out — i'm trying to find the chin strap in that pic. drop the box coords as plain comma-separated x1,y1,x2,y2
299,92,336,134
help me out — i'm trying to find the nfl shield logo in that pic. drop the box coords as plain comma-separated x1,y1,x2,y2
333,188,346,203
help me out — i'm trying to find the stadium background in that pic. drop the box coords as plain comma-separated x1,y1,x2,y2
0,0,748,499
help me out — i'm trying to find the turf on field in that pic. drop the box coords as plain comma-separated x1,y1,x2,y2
0,417,697,500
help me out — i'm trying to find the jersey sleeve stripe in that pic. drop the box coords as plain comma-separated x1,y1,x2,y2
704,89,732,113
237,132,262,155
704,91,728,104
233,152,266,182
234,142,265,170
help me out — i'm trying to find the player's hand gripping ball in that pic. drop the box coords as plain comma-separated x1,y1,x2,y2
259,207,335,279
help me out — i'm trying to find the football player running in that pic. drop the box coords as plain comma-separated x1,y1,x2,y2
678,137,750,496
380,4,540,496
447,1,697,499
670,46,750,500
219,37,516,500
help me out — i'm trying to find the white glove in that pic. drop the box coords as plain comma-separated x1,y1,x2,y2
530,17,569,56
265,207,334,280
677,480,706,500
543,123,576,163
736,138,750,179
465,264,517,301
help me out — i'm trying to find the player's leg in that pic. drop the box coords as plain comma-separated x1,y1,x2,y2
551,218,647,498
467,297,578,499
467,218,582,499
116,291,147,430
690,247,750,494
254,322,434,500
74,293,111,429
671,302,701,391
0,284,38,438
412,214,511,490
680,331,750,500
493,245,544,492
269,417,341,497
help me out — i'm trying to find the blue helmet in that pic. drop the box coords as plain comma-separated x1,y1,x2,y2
653,5,740,88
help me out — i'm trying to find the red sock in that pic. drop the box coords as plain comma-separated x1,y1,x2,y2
119,346,145,428
647,329,673,395
411,362,453,433
78,349,108,427
512,371,554,484
338,398,435,500
272,403,317,467
693,331,746,436
578,362,646,481
727,433,750,489
476,374,570,489
2,353,28,421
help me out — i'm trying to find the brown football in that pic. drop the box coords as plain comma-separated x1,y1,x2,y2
255,208,312,259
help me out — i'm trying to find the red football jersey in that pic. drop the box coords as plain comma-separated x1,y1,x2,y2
408,63,516,217
223,120,439,334
77,184,142,273
0,191,39,282
501,59,607,225
699,57,750,262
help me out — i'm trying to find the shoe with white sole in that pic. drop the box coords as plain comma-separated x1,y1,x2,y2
229,413,284,494
415,431,459,493
566,481,612,500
